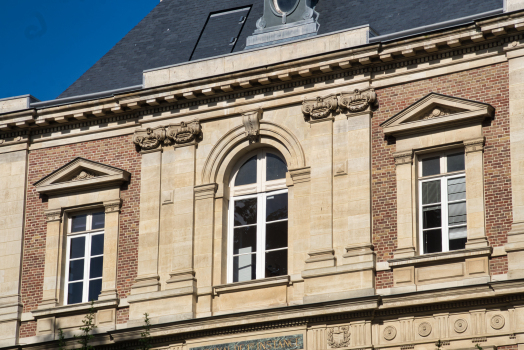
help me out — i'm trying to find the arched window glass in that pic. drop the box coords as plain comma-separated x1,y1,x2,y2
228,149,288,283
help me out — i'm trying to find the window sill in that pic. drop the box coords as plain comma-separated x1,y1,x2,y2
213,275,289,296
388,247,492,268
31,299,118,319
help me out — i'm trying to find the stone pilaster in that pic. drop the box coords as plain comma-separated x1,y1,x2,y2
393,150,416,258
40,208,63,309
98,199,122,301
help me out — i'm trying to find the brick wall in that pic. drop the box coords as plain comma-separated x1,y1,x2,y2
372,62,511,289
19,135,141,338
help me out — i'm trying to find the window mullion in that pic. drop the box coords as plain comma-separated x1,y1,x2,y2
227,198,233,283
257,192,266,279
84,232,90,303
441,177,449,252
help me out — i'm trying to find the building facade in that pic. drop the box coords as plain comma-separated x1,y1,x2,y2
2,0,524,349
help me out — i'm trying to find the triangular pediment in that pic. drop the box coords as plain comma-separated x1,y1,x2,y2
34,157,130,195
381,93,494,137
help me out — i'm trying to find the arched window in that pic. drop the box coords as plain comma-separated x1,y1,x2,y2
228,149,288,283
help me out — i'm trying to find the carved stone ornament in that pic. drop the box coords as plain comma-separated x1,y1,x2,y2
327,326,350,348
421,107,455,120
44,209,62,223
166,120,202,145
242,109,262,143
302,94,338,120
104,199,122,214
490,315,505,330
464,137,485,154
418,322,432,337
393,150,413,166
454,319,468,333
133,126,166,151
339,87,377,113
71,170,96,181
383,326,397,341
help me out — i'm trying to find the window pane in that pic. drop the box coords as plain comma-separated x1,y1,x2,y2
91,234,104,256
422,180,441,205
266,153,287,181
233,226,257,255
423,229,442,254
91,212,105,230
266,193,288,221
70,236,86,259
448,177,466,201
265,249,288,278
89,256,104,279
266,221,288,250
422,157,440,176
88,279,102,302
233,254,256,282
68,282,83,304
449,202,467,225
71,214,87,232
234,198,257,226
422,205,441,229
447,152,465,172
449,226,467,240
68,259,85,281
235,156,257,186
449,238,467,251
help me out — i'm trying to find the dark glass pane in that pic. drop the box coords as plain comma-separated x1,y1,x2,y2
71,214,87,232
234,198,257,226
235,156,257,186
447,152,465,172
91,212,105,230
233,254,256,282
449,202,467,225
89,257,104,279
448,177,466,201
266,153,287,181
449,238,467,251
68,282,83,304
422,157,440,177
266,193,288,221
422,180,440,205
422,205,441,229
91,234,104,256
70,236,86,259
233,226,257,254
423,229,442,254
88,279,102,302
275,0,298,13
68,259,85,281
265,249,288,277
266,221,288,250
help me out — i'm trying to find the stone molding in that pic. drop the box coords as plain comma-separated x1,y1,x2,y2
241,108,263,143
213,275,290,296
393,150,413,166
464,137,485,153
104,199,122,213
305,249,335,263
288,166,311,184
44,208,62,222
31,299,118,319
133,119,202,152
194,183,218,200
388,247,492,268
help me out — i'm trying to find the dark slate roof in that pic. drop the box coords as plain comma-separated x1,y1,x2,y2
58,0,503,99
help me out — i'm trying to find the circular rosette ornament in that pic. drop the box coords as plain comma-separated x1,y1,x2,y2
383,326,397,341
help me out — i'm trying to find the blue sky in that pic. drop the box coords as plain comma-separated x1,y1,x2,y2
0,0,159,102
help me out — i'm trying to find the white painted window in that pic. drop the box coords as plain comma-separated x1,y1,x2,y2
228,149,288,283
65,211,105,304
418,151,467,254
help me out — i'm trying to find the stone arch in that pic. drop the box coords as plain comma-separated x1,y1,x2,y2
201,121,306,188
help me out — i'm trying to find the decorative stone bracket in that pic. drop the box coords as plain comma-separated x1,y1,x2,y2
133,119,202,151
302,88,378,120
241,108,263,143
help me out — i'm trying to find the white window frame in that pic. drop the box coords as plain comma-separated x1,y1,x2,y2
64,210,105,305
227,149,288,283
418,150,467,254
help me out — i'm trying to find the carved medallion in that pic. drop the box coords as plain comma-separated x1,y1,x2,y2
418,322,432,337
302,94,338,120
71,171,96,181
490,315,505,330
327,326,350,348
383,326,397,341
454,319,468,333
167,120,201,145
421,107,455,120
133,127,166,151
339,88,377,113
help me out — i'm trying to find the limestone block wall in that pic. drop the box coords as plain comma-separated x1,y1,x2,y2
19,135,141,339
372,62,511,290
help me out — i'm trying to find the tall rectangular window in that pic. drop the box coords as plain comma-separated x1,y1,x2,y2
419,151,466,254
66,211,105,304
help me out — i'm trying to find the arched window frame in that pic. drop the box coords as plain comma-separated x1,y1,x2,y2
227,148,288,283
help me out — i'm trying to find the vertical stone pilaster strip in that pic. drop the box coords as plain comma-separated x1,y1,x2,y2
98,199,122,301
40,208,63,308
131,149,162,294
393,150,416,258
